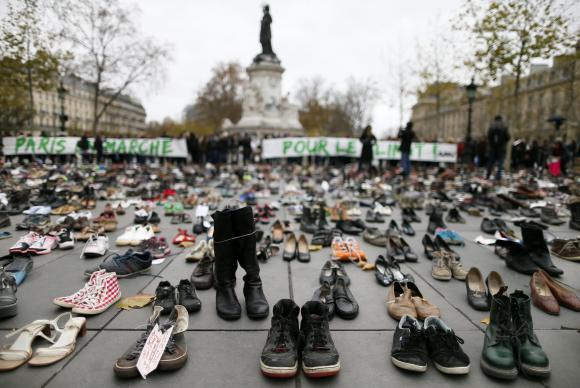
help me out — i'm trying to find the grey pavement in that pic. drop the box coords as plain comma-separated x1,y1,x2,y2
0,200,579,387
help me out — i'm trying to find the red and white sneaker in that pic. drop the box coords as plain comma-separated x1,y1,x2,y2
172,228,196,246
72,272,121,315
28,235,59,255
9,232,42,254
53,269,107,308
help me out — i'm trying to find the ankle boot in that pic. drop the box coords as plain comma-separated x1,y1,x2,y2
495,239,541,275
481,286,518,380
300,207,317,234
427,209,446,234
569,201,580,231
232,206,269,319
212,209,241,320
510,290,550,378
520,222,563,277
317,203,330,230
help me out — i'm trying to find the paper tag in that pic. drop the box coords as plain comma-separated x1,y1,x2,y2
151,258,166,265
195,205,209,218
136,324,173,379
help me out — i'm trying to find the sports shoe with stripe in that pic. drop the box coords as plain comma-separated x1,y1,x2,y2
83,250,152,278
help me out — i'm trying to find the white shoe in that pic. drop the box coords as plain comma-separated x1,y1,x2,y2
373,202,392,216
116,225,138,246
130,224,154,246
81,234,109,258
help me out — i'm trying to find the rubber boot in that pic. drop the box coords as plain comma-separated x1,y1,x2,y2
481,286,518,380
510,290,550,378
520,222,563,276
232,206,269,320
569,201,580,231
212,209,241,320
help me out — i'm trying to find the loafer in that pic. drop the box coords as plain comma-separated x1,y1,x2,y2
333,278,359,319
363,227,387,247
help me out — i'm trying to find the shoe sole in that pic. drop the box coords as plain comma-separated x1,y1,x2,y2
551,251,580,262
432,273,452,281
72,294,121,315
302,361,340,378
260,360,298,378
157,352,188,371
521,363,551,378
0,303,18,318
217,309,241,320
434,361,470,375
480,358,518,380
59,243,75,250
115,267,151,278
391,357,427,372
113,363,139,378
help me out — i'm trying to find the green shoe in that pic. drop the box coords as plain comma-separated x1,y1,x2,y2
172,202,184,215
164,201,174,216
510,290,551,378
480,286,518,380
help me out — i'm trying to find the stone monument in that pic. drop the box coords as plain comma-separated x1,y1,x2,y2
222,5,303,136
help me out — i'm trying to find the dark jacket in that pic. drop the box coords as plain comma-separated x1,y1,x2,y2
359,133,376,162
487,120,510,156
398,128,415,153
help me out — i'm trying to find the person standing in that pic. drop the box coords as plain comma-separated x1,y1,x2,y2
486,115,510,181
78,132,90,164
359,125,376,174
94,135,104,165
241,133,252,164
398,121,415,177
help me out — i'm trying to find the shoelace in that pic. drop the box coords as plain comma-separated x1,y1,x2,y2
196,257,213,275
272,319,289,352
77,281,108,308
179,284,194,299
400,328,426,354
310,319,329,350
127,328,153,360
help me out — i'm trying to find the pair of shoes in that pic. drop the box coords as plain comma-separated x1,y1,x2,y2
190,255,214,289
185,239,214,262
135,209,161,225
365,209,385,223
402,207,421,223
80,233,109,258
422,234,460,260
362,227,387,246
0,312,86,370
9,231,58,256
260,300,340,379
171,228,196,247
311,228,341,247
319,260,350,285
481,288,550,380
388,219,414,236
540,205,564,225
387,281,440,320
114,305,189,378
137,237,171,259
431,251,467,281
171,213,193,224
271,220,285,243
530,270,580,315
335,219,365,235
481,217,509,234
154,280,201,314
117,225,155,246
434,228,464,246
53,270,121,315
93,211,118,232
387,233,417,263
391,315,470,374
445,208,466,223
16,214,50,230
374,255,414,287
312,278,358,320
83,249,152,278
300,207,318,233
257,236,279,262
331,237,367,263
465,268,505,311
282,233,310,262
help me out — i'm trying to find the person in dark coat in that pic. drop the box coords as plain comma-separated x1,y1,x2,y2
398,121,415,177
94,135,104,164
78,132,90,164
486,115,510,181
359,125,376,174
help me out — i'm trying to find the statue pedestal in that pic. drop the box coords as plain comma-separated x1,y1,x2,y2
223,56,303,136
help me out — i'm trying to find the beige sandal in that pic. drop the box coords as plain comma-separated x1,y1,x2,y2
28,314,87,366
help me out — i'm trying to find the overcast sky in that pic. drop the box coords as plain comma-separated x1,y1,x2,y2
1,0,578,136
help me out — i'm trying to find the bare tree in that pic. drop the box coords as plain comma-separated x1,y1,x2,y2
51,0,170,134
385,49,414,130
340,77,380,134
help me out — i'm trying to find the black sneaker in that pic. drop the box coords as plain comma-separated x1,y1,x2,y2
0,267,17,318
300,301,340,378
424,316,470,374
177,279,201,313
84,250,152,278
260,299,300,378
154,281,176,315
57,228,75,250
391,315,428,372
190,255,214,290
311,282,335,319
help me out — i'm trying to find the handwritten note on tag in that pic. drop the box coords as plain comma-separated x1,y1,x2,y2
136,324,173,379
195,205,209,218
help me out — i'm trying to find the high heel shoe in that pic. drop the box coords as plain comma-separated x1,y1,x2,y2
0,313,70,371
28,313,87,366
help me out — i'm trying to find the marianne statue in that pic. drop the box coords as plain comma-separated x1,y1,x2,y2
255,5,278,63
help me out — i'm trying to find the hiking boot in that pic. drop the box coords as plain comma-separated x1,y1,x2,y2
481,287,517,380
300,301,340,378
424,316,470,374
153,281,176,315
431,251,452,280
391,315,427,372
510,290,550,378
495,240,541,275
260,299,300,378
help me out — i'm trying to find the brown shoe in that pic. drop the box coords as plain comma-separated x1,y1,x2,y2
550,239,580,261
530,272,560,315
158,305,189,371
405,282,440,319
271,220,284,244
449,257,468,280
431,251,452,281
386,281,416,320
539,269,580,311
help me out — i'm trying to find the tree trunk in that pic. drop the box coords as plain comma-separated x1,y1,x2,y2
92,73,101,136
26,38,34,131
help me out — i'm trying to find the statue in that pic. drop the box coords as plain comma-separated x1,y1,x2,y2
254,5,279,63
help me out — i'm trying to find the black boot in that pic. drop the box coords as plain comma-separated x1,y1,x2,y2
520,222,563,277
212,209,242,320
427,209,446,234
300,207,317,234
232,206,269,319
569,201,580,231
494,239,541,275
317,202,330,230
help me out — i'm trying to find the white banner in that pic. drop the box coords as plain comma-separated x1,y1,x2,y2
2,137,189,158
261,137,457,162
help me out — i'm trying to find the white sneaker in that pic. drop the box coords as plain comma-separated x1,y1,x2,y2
186,240,207,262
130,225,154,246
81,234,109,258
373,202,392,216
116,225,139,246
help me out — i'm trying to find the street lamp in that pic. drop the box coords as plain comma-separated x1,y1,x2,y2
57,79,68,134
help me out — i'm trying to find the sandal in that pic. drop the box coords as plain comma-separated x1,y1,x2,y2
28,314,87,366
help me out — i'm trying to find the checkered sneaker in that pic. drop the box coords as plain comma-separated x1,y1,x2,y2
53,269,107,308
72,272,121,315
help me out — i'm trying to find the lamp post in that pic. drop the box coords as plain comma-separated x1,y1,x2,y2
57,79,68,134
464,78,478,165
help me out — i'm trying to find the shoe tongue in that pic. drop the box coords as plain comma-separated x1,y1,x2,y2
309,313,322,321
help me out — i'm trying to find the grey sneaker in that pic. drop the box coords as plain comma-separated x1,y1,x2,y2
0,267,17,318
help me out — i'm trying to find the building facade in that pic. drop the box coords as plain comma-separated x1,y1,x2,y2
33,75,146,135
411,48,580,143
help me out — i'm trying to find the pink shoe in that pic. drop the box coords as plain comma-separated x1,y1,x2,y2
53,270,107,308
9,232,42,254
71,272,121,315
28,235,58,255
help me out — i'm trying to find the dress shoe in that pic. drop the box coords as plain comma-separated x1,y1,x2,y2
333,278,359,319
406,282,440,319
387,281,416,320
282,233,297,261
538,269,580,311
466,267,490,311
530,272,559,315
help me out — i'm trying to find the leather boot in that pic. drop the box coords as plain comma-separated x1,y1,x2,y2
300,207,317,233
212,209,241,320
495,239,541,275
520,222,563,276
232,206,269,319
317,203,330,230
481,286,517,380
569,201,580,231
427,209,446,234
510,290,550,378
